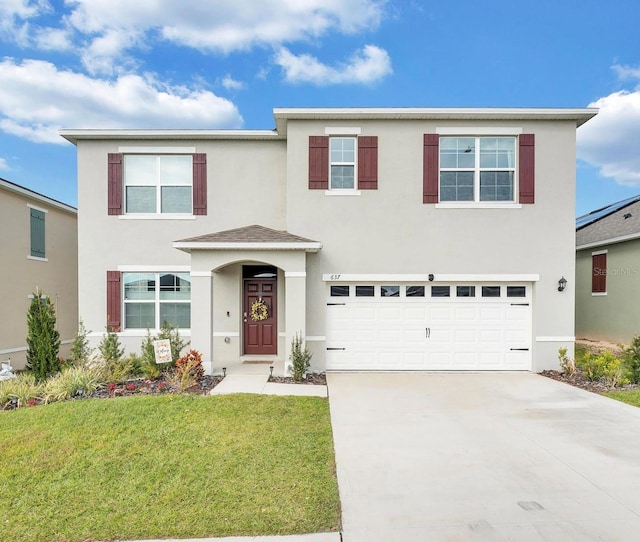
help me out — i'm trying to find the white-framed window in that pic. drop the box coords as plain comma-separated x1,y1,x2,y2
330,137,356,190
123,272,191,329
124,155,193,214
440,137,516,202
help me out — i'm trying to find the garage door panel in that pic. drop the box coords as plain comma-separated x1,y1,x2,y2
326,283,532,371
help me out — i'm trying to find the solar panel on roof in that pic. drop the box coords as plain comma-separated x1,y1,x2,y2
576,195,640,230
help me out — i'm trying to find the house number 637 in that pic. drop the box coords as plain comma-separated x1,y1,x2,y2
330,274,341,280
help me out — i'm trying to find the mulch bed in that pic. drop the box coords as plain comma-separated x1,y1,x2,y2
89,375,225,399
539,369,640,393
268,372,327,385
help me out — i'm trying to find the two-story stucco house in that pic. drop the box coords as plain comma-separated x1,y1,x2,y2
0,178,78,370
60,107,596,375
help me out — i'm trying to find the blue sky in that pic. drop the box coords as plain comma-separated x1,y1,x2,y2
1,0,639,216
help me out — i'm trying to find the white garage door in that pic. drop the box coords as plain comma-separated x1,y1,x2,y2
326,283,532,371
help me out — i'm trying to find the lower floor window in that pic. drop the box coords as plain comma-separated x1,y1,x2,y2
123,272,191,329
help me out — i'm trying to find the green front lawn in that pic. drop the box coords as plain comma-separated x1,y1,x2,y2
602,390,640,408
0,394,341,542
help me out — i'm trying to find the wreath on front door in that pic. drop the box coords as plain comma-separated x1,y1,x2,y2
250,299,270,321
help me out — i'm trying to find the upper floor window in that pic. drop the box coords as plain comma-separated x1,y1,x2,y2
440,137,516,202
124,155,192,214
330,137,356,189
29,206,46,259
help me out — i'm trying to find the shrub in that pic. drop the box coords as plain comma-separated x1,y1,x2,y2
43,366,104,403
176,349,204,379
623,335,640,384
140,322,188,376
68,319,93,366
0,373,44,409
288,332,312,382
577,350,627,388
103,353,142,383
558,347,576,376
98,328,125,364
26,289,61,381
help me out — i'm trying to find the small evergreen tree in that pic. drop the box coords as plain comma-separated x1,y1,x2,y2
68,319,93,366
26,288,61,381
288,332,312,382
98,327,125,364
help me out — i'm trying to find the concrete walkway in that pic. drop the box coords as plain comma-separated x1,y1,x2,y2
328,372,640,541
209,374,327,397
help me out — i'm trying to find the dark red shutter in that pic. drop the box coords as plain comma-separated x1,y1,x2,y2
519,134,535,204
309,136,329,189
193,153,207,215
106,271,121,331
423,134,439,203
108,153,123,215
592,253,607,293
358,136,378,189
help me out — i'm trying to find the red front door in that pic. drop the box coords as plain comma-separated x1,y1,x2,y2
243,279,277,355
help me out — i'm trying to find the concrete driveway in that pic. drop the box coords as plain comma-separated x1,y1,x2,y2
327,372,640,541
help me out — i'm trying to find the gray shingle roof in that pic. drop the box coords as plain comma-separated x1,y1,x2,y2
576,198,640,248
177,224,318,244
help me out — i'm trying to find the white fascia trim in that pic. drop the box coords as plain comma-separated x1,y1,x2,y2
117,265,191,272
27,255,48,262
324,127,362,135
324,190,362,196
322,273,540,282
174,241,322,252
119,146,196,153
435,203,522,209
536,336,575,342
119,214,196,220
591,249,608,256
191,271,213,278
284,272,306,278
213,332,240,337
0,179,76,214
577,233,640,251
60,129,281,143
305,336,326,341
436,127,523,135
27,203,48,213
89,330,192,338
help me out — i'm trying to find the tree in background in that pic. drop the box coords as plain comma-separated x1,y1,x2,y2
26,288,61,381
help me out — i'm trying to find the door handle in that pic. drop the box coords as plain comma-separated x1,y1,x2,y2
425,327,430,338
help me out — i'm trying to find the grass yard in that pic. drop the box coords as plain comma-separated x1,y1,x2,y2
0,394,341,542
602,389,640,408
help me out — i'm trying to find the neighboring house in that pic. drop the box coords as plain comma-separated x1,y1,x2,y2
0,178,78,370
60,107,596,374
576,195,640,344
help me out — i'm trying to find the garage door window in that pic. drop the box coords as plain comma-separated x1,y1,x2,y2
356,285,375,297
507,286,526,297
456,286,476,297
406,286,425,297
381,286,400,297
330,285,350,297
431,286,451,297
482,286,501,297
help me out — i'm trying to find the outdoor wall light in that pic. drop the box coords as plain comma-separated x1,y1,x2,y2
269,366,274,377
558,277,567,292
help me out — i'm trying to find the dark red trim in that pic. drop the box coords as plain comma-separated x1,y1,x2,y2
519,134,535,204
108,153,123,215
106,271,121,331
192,153,207,215
358,136,378,189
423,134,439,203
309,136,329,189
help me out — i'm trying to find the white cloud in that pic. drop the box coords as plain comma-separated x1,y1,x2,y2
0,0,50,19
0,156,8,170
221,75,245,91
62,0,385,71
612,64,640,81
275,44,392,85
33,26,73,50
0,58,243,144
577,89,640,186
